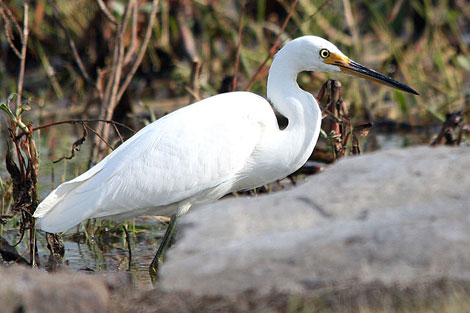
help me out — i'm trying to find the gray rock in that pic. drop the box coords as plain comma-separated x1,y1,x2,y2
159,146,470,295
0,266,131,313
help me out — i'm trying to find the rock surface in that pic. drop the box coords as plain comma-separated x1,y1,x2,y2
0,266,131,313
1,266,468,313
159,146,470,295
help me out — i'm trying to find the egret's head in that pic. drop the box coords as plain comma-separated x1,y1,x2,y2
284,36,419,95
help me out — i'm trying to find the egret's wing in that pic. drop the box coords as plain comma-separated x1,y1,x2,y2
34,92,273,232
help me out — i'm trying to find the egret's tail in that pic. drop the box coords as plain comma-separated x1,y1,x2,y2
33,166,104,233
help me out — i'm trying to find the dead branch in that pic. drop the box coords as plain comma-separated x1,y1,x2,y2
5,126,39,266
85,124,115,151
116,0,159,104
187,59,202,102
96,0,118,25
53,125,88,163
316,79,372,161
32,118,134,163
16,2,28,109
431,112,465,146
0,0,23,57
105,0,134,110
232,0,247,91
351,122,373,155
93,0,159,163
45,232,64,259
123,2,138,64
176,0,199,62
0,1,69,266
111,122,124,143
32,118,135,133
92,0,134,162
176,0,201,101
49,0,158,164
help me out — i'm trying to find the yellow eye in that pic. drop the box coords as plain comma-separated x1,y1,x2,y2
319,49,330,59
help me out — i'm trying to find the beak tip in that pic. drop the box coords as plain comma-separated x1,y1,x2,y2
406,87,420,96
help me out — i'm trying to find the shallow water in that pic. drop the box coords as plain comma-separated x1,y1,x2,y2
0,123,434,287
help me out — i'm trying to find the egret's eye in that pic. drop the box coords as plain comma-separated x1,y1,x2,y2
319,49,330,59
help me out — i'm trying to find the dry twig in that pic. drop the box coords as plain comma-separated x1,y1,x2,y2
16,2,29,109
92,0,159,163
232,0,247,91
32,118,134,163
317,79,372,160
0,0,23,58
186,59,202,102
431,112,466,146
96,0,118,25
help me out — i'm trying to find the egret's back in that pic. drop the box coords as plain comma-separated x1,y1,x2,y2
34,92,279,233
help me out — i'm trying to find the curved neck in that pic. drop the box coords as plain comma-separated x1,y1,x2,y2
267,48,302,117
265,50,322,172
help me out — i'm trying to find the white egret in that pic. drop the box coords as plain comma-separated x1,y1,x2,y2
33,36,418,275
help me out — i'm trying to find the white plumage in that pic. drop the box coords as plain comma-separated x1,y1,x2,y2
34,36,417,233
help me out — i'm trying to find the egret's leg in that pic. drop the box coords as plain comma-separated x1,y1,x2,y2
122,225,132,271
149,214,177,282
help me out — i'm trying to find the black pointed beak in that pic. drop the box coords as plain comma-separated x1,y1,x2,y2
325,53,419,95
342,60,419,95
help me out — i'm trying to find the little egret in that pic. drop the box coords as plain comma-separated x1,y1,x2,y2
33,36,418,275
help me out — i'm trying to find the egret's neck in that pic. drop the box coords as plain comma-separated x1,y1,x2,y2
267,53,303,117
266,51,322,172
267,50,319,122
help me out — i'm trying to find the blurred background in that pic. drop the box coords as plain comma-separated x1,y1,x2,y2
0,0,468,125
